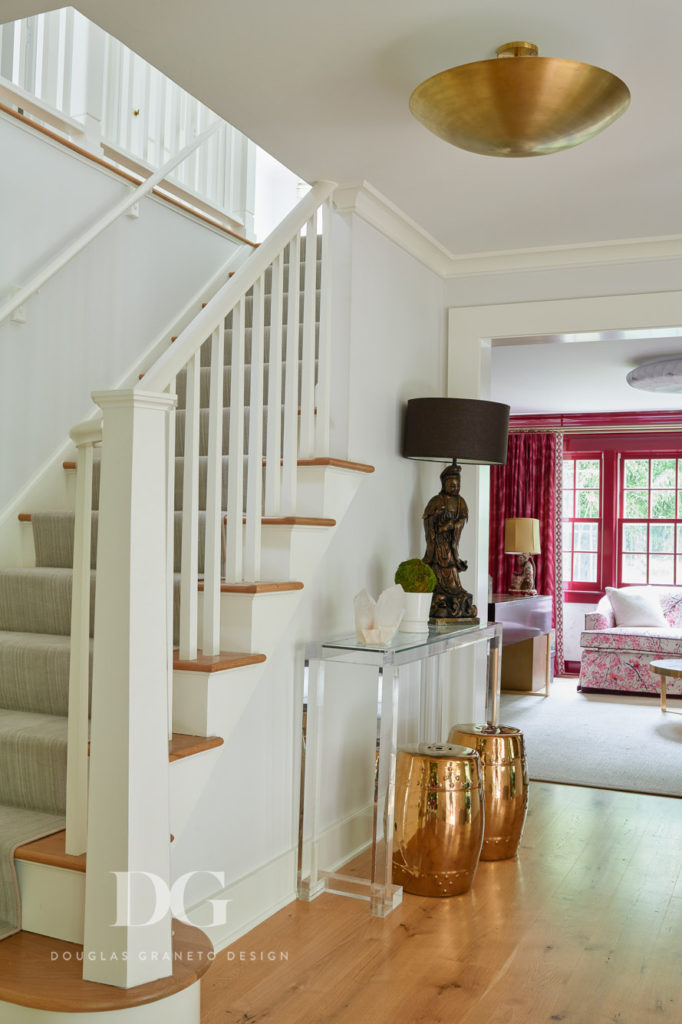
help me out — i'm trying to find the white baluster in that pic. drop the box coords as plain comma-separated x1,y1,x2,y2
225,298,245,581
61,7,74,115
281,235,301,515
244,276,265,580
264,252,284,515
65,422,99,856
179,352,200,660
299,216,317,458
166,376,176,739
202,326,224,656
315,197,333,456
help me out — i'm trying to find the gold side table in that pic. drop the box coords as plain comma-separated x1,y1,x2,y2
650,659,682,713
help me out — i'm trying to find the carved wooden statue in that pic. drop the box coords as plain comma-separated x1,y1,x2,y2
422,462,478,622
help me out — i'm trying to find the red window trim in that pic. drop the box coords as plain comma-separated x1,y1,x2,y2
561,432,682,599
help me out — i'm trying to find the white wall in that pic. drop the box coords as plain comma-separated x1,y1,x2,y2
170,215,457,927
0,111,242,519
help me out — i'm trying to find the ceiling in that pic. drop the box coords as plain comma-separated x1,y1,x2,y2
5,0,682,417
7,0,682,259
491,331,682,416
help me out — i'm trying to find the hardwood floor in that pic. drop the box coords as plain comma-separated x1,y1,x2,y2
202,782,682,1024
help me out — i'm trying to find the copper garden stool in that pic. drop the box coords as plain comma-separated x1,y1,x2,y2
447,724,528,861
392,743,484,897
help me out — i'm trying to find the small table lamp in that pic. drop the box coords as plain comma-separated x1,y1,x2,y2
403,397,509,623
504,518,541,596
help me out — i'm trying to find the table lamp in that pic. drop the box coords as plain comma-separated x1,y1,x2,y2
504,518,541,596
403,397,510,623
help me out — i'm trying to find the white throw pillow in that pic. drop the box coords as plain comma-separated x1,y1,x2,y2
605,586,667,627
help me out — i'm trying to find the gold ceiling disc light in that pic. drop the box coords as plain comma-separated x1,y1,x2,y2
409,41,631,157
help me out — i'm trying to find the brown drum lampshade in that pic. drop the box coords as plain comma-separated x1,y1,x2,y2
402,397,510,464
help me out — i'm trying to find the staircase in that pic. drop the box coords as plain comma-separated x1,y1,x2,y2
0,183,374,1020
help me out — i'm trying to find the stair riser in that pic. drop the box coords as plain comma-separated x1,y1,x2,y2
172,662,263,737
0,571,94,637
15,859,84,944
200,324,320,367
175,406,291,458
31,512,222,575
0,636,83,717
240,288,321,327
0,730,66,814
197,589,302,655
175,358,316,410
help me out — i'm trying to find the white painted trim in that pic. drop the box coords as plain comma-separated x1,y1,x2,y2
446,288,682,650
333,181,452,277
334,180,682,278
444,234,682,278
188,848,297,952
0,76,85,136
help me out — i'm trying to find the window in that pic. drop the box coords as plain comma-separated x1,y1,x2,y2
562,433,682,601
562,457,601,590
620,457,682,586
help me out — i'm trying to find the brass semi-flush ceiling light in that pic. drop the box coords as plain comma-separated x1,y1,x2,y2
409,41,630,157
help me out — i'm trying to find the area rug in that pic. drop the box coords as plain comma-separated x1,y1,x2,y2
499,678,682,798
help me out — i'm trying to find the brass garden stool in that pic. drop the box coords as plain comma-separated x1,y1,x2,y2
392,743,484,897
447,724,528,860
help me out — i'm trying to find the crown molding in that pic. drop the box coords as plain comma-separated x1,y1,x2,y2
335,182,682,279
333,181,452,277
443,234,682,278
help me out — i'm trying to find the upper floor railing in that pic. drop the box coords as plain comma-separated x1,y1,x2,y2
0,7,256,234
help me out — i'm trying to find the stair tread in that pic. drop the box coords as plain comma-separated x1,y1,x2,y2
14,829,85,872
200,580,304,594
0,920,213,1012
169,732,224,761
173,650,266,673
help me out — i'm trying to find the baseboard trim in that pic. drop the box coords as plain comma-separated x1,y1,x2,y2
186,848,297,953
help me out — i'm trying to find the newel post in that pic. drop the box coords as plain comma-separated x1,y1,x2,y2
83,389,175,987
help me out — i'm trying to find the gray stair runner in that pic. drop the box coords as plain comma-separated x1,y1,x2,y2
0,243,322,942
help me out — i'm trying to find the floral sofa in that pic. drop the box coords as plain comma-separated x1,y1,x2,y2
579,587,682,697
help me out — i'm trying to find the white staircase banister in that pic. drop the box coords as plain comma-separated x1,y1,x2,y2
0,119,223,327
139,180,337,394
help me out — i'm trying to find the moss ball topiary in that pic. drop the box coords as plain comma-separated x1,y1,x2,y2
395,558,437,593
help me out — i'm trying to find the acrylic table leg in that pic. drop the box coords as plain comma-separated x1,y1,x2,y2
297,659,326,901
370,665,402,917
661,674,667,713
419,656,441,743
486,631,502,725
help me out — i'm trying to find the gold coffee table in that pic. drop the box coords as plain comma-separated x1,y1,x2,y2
650,659,682,713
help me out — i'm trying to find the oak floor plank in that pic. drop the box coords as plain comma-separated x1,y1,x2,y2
201,783,681,1024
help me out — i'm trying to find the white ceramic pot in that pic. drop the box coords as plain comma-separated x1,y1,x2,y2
401,592,433,632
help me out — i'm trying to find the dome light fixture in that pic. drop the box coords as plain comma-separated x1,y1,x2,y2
627,357,682,393
409,41,630,158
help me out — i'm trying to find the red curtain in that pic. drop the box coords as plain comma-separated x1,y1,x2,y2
489,432,562,669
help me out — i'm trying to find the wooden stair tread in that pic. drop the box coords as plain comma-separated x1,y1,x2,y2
169,732,223,761
16,830,175,873
297,457,375,473
199,580,304,594
173,649,266,672
0,921,212,1012
15,830,86,872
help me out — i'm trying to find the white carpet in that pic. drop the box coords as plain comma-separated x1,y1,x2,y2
499,678,682,798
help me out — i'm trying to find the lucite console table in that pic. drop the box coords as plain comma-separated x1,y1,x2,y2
297,621,503,918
